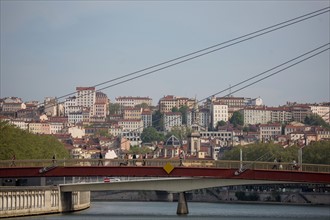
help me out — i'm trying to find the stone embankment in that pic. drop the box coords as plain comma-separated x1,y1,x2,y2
0,186,90,218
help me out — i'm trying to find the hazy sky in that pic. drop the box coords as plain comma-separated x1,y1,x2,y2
1,1,329,106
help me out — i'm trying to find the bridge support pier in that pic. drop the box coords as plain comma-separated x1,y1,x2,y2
60,191,73,212
176,192,188,215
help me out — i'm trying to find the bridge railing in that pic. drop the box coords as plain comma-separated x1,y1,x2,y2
1,159,329,173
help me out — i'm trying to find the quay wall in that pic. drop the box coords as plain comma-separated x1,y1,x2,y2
0,186,90,218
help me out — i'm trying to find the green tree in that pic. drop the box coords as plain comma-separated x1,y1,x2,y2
304,114,330,130
141,127,165,143
0,120,69,160
302,141,330,164
171,107,179,112
216,120,227,129
109,103,121,115
135,103,149,109
166,126,191,143
179,105,189,125
230,111,244,127
152,110,164,131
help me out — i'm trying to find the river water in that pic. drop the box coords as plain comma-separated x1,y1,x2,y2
11,201,330,220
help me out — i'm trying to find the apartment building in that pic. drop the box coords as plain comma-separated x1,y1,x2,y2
118,119,144,133
141,109,152,128
259,123,282,141
211,102,228,128
163,112,182,131
269,107,292,123
240,106,271,126
94,92,109,117
158,95,196,113
115,96,152,108
76,87,96,115
289,105,312,123
123,107,142,120
1,97,26,112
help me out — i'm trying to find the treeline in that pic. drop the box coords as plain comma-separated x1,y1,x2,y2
0,120,69,160
222,141,330,165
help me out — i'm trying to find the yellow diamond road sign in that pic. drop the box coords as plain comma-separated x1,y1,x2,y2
163,162,174,174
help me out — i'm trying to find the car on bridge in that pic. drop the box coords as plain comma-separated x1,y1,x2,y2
103,177,121,183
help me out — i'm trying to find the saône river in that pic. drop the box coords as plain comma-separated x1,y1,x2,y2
10,201,330,220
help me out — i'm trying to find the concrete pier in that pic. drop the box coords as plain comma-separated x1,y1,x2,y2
176,192,189,215
0,186,90,218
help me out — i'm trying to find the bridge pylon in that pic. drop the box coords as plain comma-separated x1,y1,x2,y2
177,192,189,215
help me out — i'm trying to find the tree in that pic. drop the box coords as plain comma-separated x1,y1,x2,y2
0,120,69,160
171,107,179,112
135,103,149,109
141,127,164,143
179,105,189,125
304,114,330,130
216,120,227,129
109,103,121,115
166,126,191,143
152,110,164,131
229,111,244,127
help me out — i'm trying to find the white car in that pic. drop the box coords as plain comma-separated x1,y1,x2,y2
103,177,121,183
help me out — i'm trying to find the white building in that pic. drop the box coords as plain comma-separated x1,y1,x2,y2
141,109,153,128
163,112,182,131
49,122,64,134
211,102,228,128
76,87,96,116
10,119,28,130
64,96,77,116
240,107,271,125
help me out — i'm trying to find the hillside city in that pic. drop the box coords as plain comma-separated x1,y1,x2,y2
1,86,329,161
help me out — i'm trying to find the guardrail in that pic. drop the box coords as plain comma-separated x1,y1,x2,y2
0,159,329,173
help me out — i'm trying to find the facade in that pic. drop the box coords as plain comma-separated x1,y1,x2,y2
290,105,312,123
10,120,28,130
200,131,233,144
115,96,152,108
159,95,177,113
163,112,182,131
158,95,196,113
118,119,144,133
2,97,26,112
76,87,96,116
49,122,64,134
141,109,152,128
240,107,271,125
94,92,109,117
187,108,210,130
211,102,228,128
259,123,282,141
64,97,77,116
269,107,292,123
123,107,142,120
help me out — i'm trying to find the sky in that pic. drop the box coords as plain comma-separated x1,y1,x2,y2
1,0,329,107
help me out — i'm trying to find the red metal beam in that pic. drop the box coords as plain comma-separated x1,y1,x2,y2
1,166,329,184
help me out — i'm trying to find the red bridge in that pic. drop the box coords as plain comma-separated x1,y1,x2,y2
1,159,329,184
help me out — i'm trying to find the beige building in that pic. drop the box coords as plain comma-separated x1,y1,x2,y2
115,96,152,108
259,123,282,141
158,95,196,113
123,107,142,120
